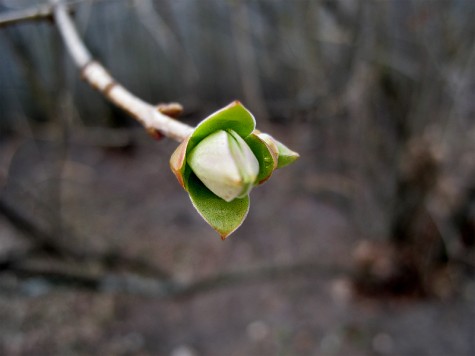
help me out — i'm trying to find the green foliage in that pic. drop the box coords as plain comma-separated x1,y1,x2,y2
170,101,299,239
187,174,250,239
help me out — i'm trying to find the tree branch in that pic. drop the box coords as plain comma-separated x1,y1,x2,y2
0,3,58,27
0,197,171,280
3,261,353,298
1,193,352,298
51,0,193,142
1,1,194,141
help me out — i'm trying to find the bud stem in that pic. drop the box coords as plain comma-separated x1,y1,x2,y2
52,0,194,142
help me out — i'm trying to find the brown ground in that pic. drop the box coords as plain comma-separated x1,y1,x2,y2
0,126,474,356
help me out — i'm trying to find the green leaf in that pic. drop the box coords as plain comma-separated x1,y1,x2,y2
255,132,299,169
188,101,256,154
245,133,277,184
187,174,250,240
275,140,300,168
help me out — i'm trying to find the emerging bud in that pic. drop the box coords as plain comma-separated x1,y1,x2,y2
170,101,299,239
187,129,259,202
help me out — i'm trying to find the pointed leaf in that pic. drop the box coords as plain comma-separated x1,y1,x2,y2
245,133,277,184
188,101,256,154
187,174,250,239
169,135,191,188
275,140,300,168
256,132,299,169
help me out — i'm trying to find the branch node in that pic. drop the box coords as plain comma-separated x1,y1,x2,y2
147,127,164,140
157,102,183,118
103,81,118,97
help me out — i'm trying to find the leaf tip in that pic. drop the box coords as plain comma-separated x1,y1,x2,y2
170,136,190,188
220,233,229,241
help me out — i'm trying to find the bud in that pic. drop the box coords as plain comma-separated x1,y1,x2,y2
169,101,299,239
187,129,259,202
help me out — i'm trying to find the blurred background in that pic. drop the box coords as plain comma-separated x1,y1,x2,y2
1,0,474,355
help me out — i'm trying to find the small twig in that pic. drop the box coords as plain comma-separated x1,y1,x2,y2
3,261,352,298
0,4,57,27
6,266,100,291
0,199,66,259
50,0,194,142
1,1,194,141
1,192,351,298
231,1,268,121
0,197,170,279
133,0,199,86
169,262,352,298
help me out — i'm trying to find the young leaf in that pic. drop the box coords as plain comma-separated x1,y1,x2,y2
245,133,277,184
275,140,300,168
256,132,299,169
187,174,250,239
188,101,256,154
170,135,190,188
